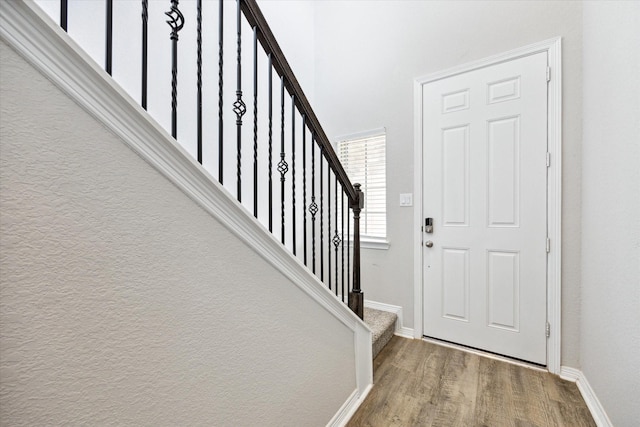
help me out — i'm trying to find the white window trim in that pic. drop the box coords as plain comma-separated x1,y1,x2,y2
335,127,390,250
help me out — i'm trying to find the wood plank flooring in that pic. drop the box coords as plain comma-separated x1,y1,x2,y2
347,336,595,427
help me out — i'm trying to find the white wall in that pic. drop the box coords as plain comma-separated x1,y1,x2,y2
259,0,315,102
0,40,356,426
312,0,583,366
581,2,640,425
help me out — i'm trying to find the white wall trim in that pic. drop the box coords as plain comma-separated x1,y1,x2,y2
0,0,373,413
364,299,415,339
327,384,373,427
412,38,563,372
560,367,613,427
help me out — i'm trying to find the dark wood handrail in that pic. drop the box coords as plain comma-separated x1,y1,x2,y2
239,0,357,204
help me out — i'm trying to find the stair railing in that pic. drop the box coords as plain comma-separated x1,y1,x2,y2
53,0,364,318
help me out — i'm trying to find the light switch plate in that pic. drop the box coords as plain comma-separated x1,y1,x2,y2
399,193,413,207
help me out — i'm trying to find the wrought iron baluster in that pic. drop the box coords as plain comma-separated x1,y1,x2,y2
320,152,324,282
328,167,332,291
196,0,202,163
334,176,340,296
105,0,113,75
141,0,148,109
309,135,317,274
166,0,184,140
291,95,296,256
347,202,351,295
60,0,68,31
233,0,246,201
302,115,307,266
278,77,288,245
341,189,345,302
218,0,223,183
253,26,258,218
268,55,273,232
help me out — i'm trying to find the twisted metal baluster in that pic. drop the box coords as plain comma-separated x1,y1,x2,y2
341,188,345,302
166,0,184,139
268,55,273,232
291,95,296,256
328,166,331,291
278,77,288,245
347,202,351,295
253,26,258,218
217,0,223,183
320,152,324,282
302,115,307,266
141,0,148,109
334,175,341,296
309,136,317,274
233,0,246,201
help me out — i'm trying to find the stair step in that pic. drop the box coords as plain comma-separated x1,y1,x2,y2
364,307,397,359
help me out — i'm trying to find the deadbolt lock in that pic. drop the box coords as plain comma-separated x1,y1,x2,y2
425,218,433,233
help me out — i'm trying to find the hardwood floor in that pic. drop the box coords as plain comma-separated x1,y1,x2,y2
347,337,595,427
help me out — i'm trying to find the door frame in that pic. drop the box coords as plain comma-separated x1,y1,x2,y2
412,38,562,374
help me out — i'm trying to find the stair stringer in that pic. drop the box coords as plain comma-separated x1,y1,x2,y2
0,1,373,424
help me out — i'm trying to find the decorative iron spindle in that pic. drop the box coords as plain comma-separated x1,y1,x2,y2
141,0,148,109
347,202,351,294
268,55,273,232
320,153,324,282
341,189,345,302
105,0,113,75
253,26,258,218
278,77,288,245
233,0,246,201
60,0,68,31
217,0,223,183
334,176,340,296
196,0,202,163
328,167,332,291
309,136,317,274
302,116,308,266
291,95,296,256
166,0,184,139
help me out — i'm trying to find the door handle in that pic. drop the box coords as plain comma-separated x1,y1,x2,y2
425,240,434,248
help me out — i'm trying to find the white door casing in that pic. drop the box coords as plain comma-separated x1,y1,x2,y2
413,39,562,371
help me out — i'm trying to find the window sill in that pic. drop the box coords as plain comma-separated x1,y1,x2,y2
361,237,390,250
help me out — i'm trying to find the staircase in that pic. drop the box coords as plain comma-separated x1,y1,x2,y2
0,1,375,424
364,308,397,359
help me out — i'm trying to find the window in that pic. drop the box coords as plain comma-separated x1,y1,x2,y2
338,130,387,247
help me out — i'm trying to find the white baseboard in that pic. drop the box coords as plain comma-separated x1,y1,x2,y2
364,300,415,339
396,326,415,339
560,366,613,427
327,384,373,427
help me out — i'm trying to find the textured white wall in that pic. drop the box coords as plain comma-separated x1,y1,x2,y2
581,2,640,425
0,41,356,426
312,0,583,366
258,0,316,102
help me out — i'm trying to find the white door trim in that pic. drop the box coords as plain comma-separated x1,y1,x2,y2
413,38,562,374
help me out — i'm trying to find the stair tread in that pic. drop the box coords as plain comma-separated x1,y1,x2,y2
364,307,397,359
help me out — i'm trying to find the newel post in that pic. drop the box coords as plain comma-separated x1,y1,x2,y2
349,183,364,319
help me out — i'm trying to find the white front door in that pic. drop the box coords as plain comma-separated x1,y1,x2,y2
422,52,548,365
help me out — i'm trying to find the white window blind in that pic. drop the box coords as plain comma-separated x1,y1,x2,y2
338,132,387,239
